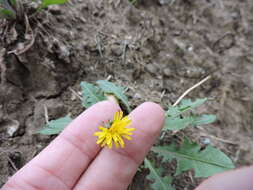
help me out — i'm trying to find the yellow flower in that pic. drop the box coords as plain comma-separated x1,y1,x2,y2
94,111,135,149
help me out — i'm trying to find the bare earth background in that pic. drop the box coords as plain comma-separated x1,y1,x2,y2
1,0,253,189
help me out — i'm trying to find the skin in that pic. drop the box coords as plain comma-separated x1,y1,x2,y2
1,101,165,190
195,166,253,190
1,101,253,190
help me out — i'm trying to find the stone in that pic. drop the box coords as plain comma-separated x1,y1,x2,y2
163,68,172,77
146,64,158,74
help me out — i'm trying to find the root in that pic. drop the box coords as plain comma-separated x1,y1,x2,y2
0,48,6,85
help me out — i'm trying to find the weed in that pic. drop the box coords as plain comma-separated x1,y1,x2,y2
0,0,68,19
39,79,234,189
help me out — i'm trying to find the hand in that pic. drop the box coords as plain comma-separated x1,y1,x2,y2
2,101,165,190
195,165,253,190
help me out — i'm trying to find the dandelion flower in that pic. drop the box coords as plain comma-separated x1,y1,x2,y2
94,111,135,149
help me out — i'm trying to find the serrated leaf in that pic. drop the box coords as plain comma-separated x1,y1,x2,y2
39,116,72,135
166,106,181,118
166,98,208,117
41,0,68,8
152,139,235,178
193,114,216,125
80,82,106,108
164,114,216,131
179,98,208,111
96,80,131,112
144,158,175,190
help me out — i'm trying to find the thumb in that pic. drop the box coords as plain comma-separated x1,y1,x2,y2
195,166,253,190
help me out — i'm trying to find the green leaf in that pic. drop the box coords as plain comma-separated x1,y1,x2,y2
166,106,181,118
152,139,235,178
9,0,16,5
164,116,196,131
41,0,68,8
164,114,216,131
193,114,216,126
179,98,208,111
144,158,175,190
80,82,106,108
0,0,16,18
96,80,131,112
39,116,72,135
0,8,14,18
167,98,208,117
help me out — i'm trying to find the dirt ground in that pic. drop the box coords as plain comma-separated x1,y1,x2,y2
1,0,253,189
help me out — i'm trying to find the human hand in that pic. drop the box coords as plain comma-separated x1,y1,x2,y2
1,101,165,190
195,165,253,190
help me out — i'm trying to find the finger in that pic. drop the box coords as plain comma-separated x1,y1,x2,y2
2,101,120,190
74,102,165,190
195,166,253,190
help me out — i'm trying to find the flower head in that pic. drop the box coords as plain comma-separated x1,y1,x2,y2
94,111,135,149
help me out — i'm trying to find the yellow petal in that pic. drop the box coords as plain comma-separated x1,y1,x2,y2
94,132,103,136
97,137,105,144
106,134,112,145
114,111,119,121
123,135,132,140
101,140,107,147
114,141,119,148
121,116,131,123
93,111,135,149
108,141,113,149
118,137,125,148
99,127,108,132
119,111,123,120
112,134,118,142
126,128,135,132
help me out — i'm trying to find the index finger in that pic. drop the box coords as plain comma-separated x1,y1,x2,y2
2,101,120,190
74,102,165,190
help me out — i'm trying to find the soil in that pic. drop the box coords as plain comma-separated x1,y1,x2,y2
1,0,253,189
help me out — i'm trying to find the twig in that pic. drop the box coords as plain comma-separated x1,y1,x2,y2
7,156,18,172
123,87,129,93
122,39,128,64
8,15,36,55
173,75,211,106
106,75,112,81
160,90,166,100
69,87,82,101
15,0,24,20
0,48,6,84
98,31,118,39
0,148,21,172
233,149,240,163
0,148,11,156
43,105,49,124
95,34,103,58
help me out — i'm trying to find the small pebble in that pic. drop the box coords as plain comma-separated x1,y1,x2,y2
134,93,142,99
202,137,211,145
158,0,170,5
146,64,158,74
163,68,172,77
48,5,62,15
6,120,20,137
111,45,122,56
